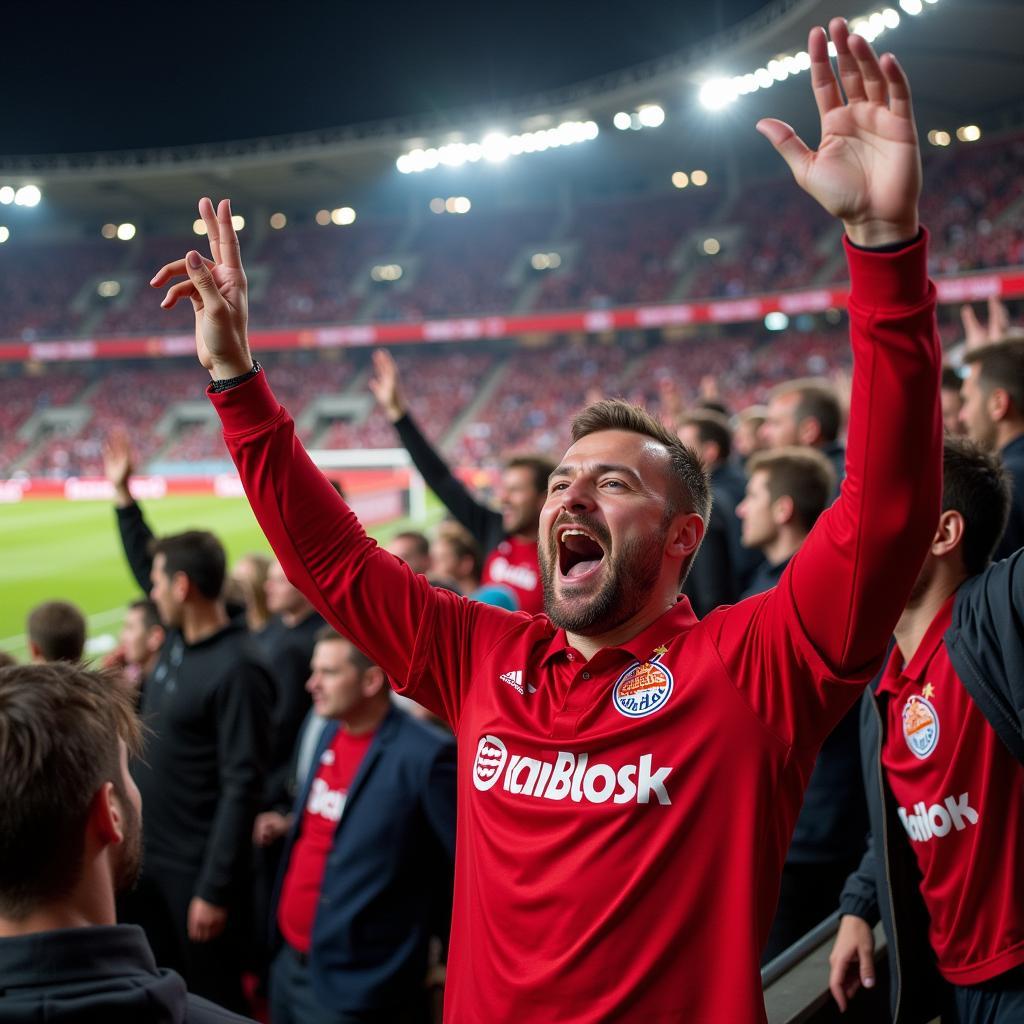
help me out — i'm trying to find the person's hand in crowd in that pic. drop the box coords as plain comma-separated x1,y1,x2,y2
961,296,1012,350
187,896,228,943
657,377,683,430
828,914,876,1012
253,810,293,847
151,197,252,381
757,17,920,248
102,428,135,508
368,348,407,423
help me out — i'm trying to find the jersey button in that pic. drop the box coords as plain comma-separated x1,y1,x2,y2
582,671,591,680
566,652,574,661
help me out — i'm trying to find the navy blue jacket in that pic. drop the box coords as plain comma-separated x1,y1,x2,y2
994,435,1024,562
272,704,457,1013
840,550,1024,1023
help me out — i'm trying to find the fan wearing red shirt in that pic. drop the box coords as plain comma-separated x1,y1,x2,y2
831,438,1024,1023
155,20,942,1023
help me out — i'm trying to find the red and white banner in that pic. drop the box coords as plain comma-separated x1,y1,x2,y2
3,267,1023,363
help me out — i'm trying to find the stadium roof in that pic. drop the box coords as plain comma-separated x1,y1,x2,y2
2,0,1021,228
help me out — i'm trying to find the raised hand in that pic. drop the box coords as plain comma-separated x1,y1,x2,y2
757,18,920,248
368,348,407,423
961,296,1012,351
150,198,252,379
103,428,135,507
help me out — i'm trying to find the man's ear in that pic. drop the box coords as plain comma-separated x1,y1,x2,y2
797,416,823,447
666,512,705,562
932,509,964,558
147,625,166,655
771,495,795,528
171,571,191,603
89,782,125,848
989,386,1012,423
361,666,388,700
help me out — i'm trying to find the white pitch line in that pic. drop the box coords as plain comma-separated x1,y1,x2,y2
0,605,126,652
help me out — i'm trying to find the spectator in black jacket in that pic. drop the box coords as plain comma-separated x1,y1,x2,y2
941,365,966,437
960,339,1024,558
0,661,254,1023
831,437,1024,1023
736,448,866,964
369,348,552,614
117,529,273,1015
763,377,846,492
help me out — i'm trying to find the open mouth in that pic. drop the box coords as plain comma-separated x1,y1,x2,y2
557,526,607,582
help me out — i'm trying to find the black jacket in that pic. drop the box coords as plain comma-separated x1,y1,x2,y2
994,435,1024,562
0,925,253,1022
272,705,457,1013
839,550,1024,1023
394,411,506,554
116,502,273,906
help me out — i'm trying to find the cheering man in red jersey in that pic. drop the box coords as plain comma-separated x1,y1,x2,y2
153,20,941,1023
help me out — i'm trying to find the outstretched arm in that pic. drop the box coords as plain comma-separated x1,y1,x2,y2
103,429,155,595
369,349,504,550
709,20,942,743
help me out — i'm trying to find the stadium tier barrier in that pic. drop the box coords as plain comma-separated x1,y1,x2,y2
2,265,1023,362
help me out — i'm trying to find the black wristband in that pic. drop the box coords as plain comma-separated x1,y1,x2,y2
847,227,924,254
210,360,262,393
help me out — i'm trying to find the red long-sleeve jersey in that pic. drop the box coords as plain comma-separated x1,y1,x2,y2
211,235,941,1022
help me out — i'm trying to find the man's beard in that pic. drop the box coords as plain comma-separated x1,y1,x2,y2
540,517,667,636
113,791,143,894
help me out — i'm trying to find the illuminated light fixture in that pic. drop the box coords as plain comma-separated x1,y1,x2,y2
330,207,356,225
270,212,287,229
371,264,403,282
97,280,122,298
230,214,245,231
442,196,471,214
398,121,598,173
672,171,689,189
927,129,951,147
13,185,41,207
0,186,13,205
531,252,562,270
691,169,709,187
193,219,207,236
702,237,721,255
315,209,332,226
764,311,790,331
101,223,118,239
637,105,665,128
957,124,981,142
613,112,632,130
698,3,935,111
0,226,9,244
116,223,136,241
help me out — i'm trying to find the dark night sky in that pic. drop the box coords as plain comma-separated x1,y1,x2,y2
4,1,769,155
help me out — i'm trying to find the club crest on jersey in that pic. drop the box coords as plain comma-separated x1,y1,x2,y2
612,656,673,719
902,693,939,759
473,734,508,791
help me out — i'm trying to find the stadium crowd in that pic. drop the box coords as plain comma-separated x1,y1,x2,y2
4,20,1024,1024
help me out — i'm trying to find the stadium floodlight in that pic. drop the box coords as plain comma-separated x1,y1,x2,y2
613,112,632,130
193,219,207,236
231,214,245,231
702,237,721,255
397,120,598,173
0,226,9,244
101,223,118,239
97,280,121,298
315,209,332,225
691,169,709,186
14,185,41,207
0,186,13,205
116,223,136,241
637,105,665,128
764,312,790,331
957,125,981,142
270,212,287,229
331,207,356,225
927,129,952,147
696,3,936,112
371,264,403,282
672,171,689,189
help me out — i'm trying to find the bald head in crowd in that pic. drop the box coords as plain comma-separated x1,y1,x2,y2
26,601,87,664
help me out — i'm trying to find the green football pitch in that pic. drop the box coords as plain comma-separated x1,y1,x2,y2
0,495,437,664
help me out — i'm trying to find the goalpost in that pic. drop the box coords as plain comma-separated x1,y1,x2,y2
308,447,428,526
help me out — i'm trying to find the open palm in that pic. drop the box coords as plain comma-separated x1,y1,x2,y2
758,18,920,246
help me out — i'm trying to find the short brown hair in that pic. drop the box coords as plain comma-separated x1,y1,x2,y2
0,662,142,918
435,523,483,580
504,455,557,496
679,410,733,462
390,531,430,561
963,340,1024,415
747,447,836,533
26,600,87,663
941,365,964,393
942,436,1010,575
149,531,226,601
769,378,842,444
313,626,376,675
570,399,711,524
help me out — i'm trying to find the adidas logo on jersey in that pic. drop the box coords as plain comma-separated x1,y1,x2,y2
500,670,525,694
898,792,978,842
471,734,672,805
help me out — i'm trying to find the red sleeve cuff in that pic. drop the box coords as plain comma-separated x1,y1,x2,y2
844,227,930,310
207,369,283,435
